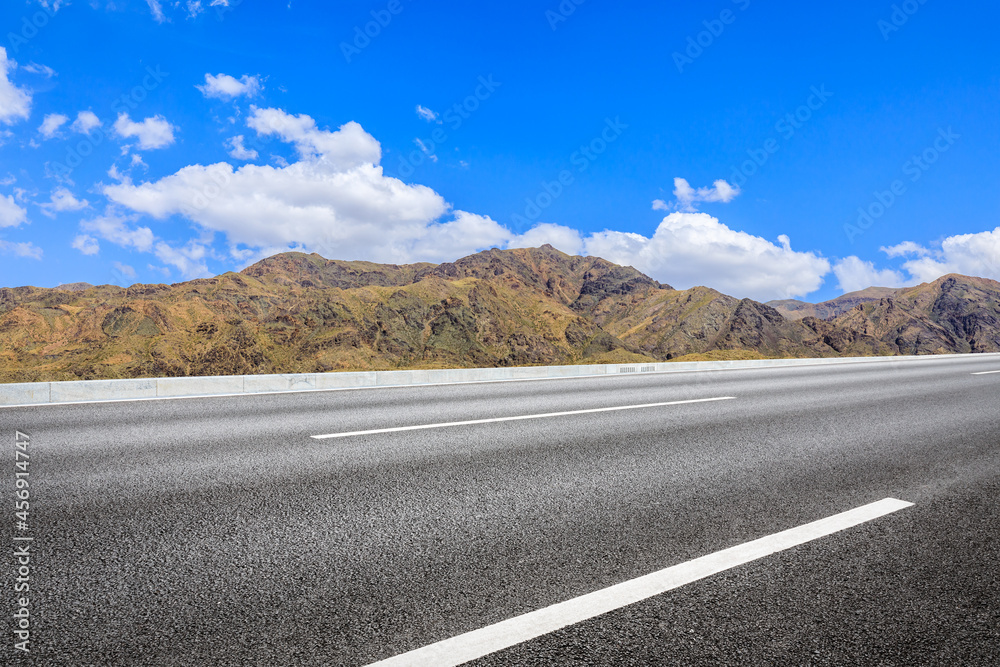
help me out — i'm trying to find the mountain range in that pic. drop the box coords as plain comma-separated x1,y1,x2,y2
2,245,999,383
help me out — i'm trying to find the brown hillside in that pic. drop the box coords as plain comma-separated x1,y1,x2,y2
1,250,996,383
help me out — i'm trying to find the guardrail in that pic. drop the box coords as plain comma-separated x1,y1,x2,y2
2,352,997,406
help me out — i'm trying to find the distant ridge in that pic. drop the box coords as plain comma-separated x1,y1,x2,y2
768,286,901,320
1,247,998,383
53,282,95,292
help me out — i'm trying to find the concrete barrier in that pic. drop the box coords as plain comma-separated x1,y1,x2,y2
2,352,998,406
50,378,157,403
157,375,244,398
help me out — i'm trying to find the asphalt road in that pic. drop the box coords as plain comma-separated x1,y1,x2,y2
3,355,999,665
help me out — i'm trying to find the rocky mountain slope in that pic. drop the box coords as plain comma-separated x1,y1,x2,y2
768,286,901,320
799,275,1000,356
1,247,997,383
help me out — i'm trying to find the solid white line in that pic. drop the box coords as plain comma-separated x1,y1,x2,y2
366,497,914,667
310,396,736,440
971,370,1000,375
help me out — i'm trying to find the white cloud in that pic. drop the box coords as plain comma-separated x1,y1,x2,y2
71,234,100,255
416,105,439,123
113,113,176,150
583,212,830,300
154,240,211,279
832,256,906,293
0,194,28,227
35,0,67,11
405,212,509,264
0,48,32,125
894,228,1000,283
226,135,258,160
22,62,55,77
414,137,437,162
113,261,137,279
102,108,514,264
508,223,584,256
71,110,102,134
197,73,261,100
38,113,69,139
80,213,155,252
186,1,204,18
879,240,930,259
828,228,1000,295
99,110,838,299
246,106,380,166
147,0,167,22
661,177,741,212
0,240,42,260
40,187,89,217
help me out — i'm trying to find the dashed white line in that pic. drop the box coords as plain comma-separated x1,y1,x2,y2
310,396,737,440
366,497,914,667
971,370,1000,375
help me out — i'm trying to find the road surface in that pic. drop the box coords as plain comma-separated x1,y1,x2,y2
3,355,999,665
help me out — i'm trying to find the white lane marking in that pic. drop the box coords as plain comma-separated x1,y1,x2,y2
366,498,914,667
971,370,1000,375
310,396,736,440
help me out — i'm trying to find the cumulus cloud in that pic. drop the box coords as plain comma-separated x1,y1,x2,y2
40,187,89,217
154,240,211,279
892,228,1000,283
79,212,154,252
71,111,102,134
96,109,840,299
583,212,830,300
246,107,380,165
99,108,521,265
829,228,1000,294
0,48,32,125
508,223,584,256
655,177,741,212
113,113,176,150
197,73,261,100
880,241,931,258
71,234,100,255
0,194,28,227
832,256,906,293
0,240,42,259
226,135,258,160
38,113,69,139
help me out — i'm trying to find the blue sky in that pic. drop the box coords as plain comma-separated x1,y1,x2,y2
0,0,997,302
